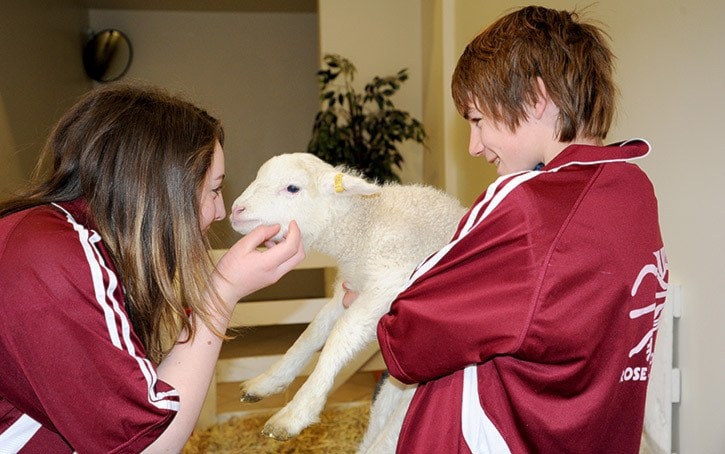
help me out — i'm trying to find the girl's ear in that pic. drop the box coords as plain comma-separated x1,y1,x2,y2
319,171,380,196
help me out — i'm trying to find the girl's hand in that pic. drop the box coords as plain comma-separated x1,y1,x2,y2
150,223,303,453
214,221,305,306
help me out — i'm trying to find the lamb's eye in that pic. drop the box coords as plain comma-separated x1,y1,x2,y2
286,185,300,193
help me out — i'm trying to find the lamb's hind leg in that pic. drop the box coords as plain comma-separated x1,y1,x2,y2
260,292,384,440
240,289,345,402
358,378,417,454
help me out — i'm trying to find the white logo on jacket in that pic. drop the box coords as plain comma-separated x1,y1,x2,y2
620,247,668,382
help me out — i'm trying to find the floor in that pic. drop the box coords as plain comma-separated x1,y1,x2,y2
214,324,382,421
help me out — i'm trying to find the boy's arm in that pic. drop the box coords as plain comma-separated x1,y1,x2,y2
377,197,537,384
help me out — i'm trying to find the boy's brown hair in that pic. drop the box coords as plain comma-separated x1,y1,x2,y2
452,6,616,142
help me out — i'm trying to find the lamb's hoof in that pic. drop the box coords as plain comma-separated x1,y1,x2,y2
261,423,295,441
240,392,263,403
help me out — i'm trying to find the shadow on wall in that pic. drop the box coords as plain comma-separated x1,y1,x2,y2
0,92,25,196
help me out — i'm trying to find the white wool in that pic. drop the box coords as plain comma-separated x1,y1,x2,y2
230,153,466,452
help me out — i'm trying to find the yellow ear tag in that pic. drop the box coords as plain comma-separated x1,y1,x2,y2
334,173,344,193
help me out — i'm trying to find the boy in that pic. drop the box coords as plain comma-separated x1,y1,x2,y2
377,6,667,453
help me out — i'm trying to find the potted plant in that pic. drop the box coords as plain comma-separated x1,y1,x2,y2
307,54,426,183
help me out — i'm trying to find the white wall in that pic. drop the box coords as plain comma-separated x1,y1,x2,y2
0,92,24,195
317,0,424,185
621,2,725,452
0,0,91,196
89,9,320,246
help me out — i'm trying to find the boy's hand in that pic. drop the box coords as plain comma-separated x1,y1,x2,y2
341,281,358,308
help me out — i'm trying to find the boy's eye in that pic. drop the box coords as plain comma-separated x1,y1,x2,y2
286,185,300,193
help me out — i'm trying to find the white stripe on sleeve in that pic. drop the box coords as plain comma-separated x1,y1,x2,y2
52,204,180,411
462,365,511,454
0,413,42,453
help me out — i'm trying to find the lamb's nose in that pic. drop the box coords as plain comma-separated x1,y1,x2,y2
230,204,245,221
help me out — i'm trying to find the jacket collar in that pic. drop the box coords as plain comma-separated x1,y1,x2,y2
54,197,97,231
545,138,651,170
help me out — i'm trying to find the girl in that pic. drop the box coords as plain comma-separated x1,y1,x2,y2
0,83,304,452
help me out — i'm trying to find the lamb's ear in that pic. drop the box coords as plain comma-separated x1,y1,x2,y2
319,171,380,196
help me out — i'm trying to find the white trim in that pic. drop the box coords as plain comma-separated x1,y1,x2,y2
462,365,511,454
52,204,180,411
547,138,652,171
405,140,649,292
402,170,541,292
0,414,42,453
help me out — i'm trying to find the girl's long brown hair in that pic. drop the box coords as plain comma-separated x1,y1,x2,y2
0,83,226,363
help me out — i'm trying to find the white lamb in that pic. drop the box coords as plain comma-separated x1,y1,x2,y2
229,152,466,452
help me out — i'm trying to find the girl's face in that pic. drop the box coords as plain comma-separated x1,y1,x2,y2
199,141,226,232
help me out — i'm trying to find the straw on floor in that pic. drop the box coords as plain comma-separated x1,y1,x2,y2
183,402,370,454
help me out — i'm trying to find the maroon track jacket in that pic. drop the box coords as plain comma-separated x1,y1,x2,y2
378,140,668,453
0,199,178,452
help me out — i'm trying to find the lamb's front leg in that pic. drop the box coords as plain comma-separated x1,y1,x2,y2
261,291,385,440
240,289,345,402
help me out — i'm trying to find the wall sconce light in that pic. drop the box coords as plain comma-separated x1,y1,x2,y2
83,29,133,83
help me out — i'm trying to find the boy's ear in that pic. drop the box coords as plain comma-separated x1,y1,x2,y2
319,170,380,196
532,76,549,120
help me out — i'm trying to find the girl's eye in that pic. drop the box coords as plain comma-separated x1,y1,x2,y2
286,185,300,193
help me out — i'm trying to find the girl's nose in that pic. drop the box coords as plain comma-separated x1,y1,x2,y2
215,197,226,221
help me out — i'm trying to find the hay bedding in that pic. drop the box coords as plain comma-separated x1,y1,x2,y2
183,402,370,454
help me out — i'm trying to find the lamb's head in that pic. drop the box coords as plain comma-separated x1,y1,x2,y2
230,153,380,247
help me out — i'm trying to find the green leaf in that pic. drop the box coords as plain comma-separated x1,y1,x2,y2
308,54,426,183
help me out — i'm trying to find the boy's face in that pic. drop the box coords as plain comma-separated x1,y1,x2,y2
465,103,544,176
